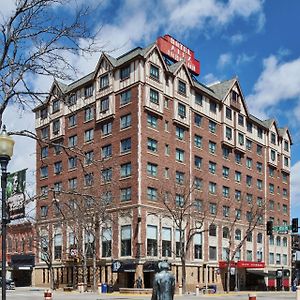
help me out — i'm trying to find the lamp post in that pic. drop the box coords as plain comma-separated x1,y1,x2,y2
0,126,15,300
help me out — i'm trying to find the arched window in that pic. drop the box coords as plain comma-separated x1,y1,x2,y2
269,235,274,245
257,233,263,243
283,237,287,247
246,232,252,242
276,236,281,246
235,229,241,240
222,227,229,239
209,224,217,236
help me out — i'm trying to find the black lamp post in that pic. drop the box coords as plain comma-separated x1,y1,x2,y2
0,126,15,300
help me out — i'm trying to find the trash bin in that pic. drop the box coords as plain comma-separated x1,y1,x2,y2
108,284,113,293
208,285,217,293
101,283,107,293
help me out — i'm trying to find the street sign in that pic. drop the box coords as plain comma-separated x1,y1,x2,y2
273,225,291,232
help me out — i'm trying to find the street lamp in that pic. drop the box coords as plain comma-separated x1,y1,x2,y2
0,126,15,300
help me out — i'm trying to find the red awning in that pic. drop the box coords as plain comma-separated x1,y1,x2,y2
218,261,265,269
268,278,275,287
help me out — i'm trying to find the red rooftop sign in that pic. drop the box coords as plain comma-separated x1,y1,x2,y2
156,35,200,76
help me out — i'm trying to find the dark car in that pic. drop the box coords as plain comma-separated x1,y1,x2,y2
0,278,15,290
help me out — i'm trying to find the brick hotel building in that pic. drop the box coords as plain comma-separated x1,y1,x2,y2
33,35,292,291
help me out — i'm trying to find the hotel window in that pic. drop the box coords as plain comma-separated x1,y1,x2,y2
235,190,241,201
223,227,229,239
84,106,94,122
209,120,216,133
194,233,202,259
176,171,185,184
176,148,185,162
147,138,157,152
194,156,202,169
209,224,217,236
195,93,203,105
40,107,48,119
101,168,112,183
176,230,184,257
194,177,202,190
256,162,262,173
246,211,253,222
52,119,60,134
235,229,241,240
269,183,274,194
247,122,253,133
84,150,94,165
54,182,62,193
102,144,112,159
284,156,289,167
238,133,244,145
54,233,62,259
226,107,232,120
222,166,229,178
150,64,159,80
40,166,48,178
68,156,77,170
257,197,263,207
121,225,131,256
41,126,49,139
194,134,202,148
100,97,109,112
194,199,203,212
84,129,94,143
222,247,229,260
257,127,263,138
120,187,131,201
178,103,186,118
176,194,184,207
84,85,93,98
176,126,185,140
276,254,281,265
68,178,77,190
225,126,232,140
120,114,132,129
276,236,281,247
235,152,242,164
246,157,252,169
209,182,216,194
40,186,48,197
209,246,217,260
102,121,112,136
102,228,112,257
120,162,131,178
147,187,158,201
271,132,276,144
247,233,253,242
282,254,287,266
120,89,131,105
150,88,159,104
257,144,262,155
222,146,230,159
147,225,158,256
121,138,131,153
54,141,62,155
209,161,216,174
52,99,60,113
54,161,62,174
282,172,288,183
147,113,158,128
284,140,289,152
238,114,244,126
209,100,217,113
223,187,230,198
194,113,202,126
283,189,288,198
235,171,241,183
235,209,241,220
283,237,288,247
257,179,263,190
41,146,48,159
84,173,93,187
178,80,186,95
269,253,274,264
120,65,130,80
223,205,229,217
99,74,109,89
162,227,172,257
209,141,216,154
270,149,276,161
246,175,252,187
165,144,170,156
67,93,77,106
147,162,157,177
68,114,77,127
246,250,252,261
246,194,252,204
41,205,48,218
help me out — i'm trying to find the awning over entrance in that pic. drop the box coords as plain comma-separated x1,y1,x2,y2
246,269,269,276
10,254,35,270
219,261,265,269
111,260,136,273
143,261,158,272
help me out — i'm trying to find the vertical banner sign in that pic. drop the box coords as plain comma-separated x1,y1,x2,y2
6,169,26,220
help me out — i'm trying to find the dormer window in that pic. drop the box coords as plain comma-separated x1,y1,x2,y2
52,99,60,113
284,140,289,152
84,85,93,98
40,107,48,119
120,65,130,80
178,80,186,95
232,91,238,101
195,93,203,105
150,64,159,80
271,132,276,145
68,93,77,106
100,74,109,89
209,100,217,113
257,127,263,139
238,114,244,126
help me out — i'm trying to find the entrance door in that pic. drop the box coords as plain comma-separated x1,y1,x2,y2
127,273,135,288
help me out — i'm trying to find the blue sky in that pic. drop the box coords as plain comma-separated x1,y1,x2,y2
2,0,300,219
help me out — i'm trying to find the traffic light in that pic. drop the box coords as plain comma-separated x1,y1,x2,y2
292,218,299,233
266,221,273,236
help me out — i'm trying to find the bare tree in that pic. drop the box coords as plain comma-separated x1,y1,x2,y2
0,0,103,127
157,175,219,294
222,193,265,293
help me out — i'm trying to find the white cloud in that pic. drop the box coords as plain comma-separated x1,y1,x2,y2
230,33,245,44
0,0,16,20
236,53,255,65
291,161,300,210
202,73,220,85
217,53,232,69
247,55,300,119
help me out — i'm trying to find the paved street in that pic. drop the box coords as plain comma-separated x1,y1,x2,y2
3,287,299,300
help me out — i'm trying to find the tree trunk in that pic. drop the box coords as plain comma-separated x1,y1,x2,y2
83,254,87,292
93,251,97,292
226,264,231,293
49,266,55,290
181,257,187,294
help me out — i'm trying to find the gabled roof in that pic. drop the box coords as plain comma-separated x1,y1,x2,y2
278,127,293,144
209,78,236,100
262,118,275,129
249,114,268,129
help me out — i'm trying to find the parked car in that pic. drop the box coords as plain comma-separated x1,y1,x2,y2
0,278,15,290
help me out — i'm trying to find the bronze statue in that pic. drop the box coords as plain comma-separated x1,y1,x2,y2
151,261,175,300
136,276,143,288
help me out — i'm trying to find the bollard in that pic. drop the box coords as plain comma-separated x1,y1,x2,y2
248,293,256,300
44,289,52,300
196,284,199,296
98,283,102,294
297,286,300,300
178,284,182,296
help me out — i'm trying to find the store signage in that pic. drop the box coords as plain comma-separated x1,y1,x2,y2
156,35,200,76
219,261,265,269
112,260,122,272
